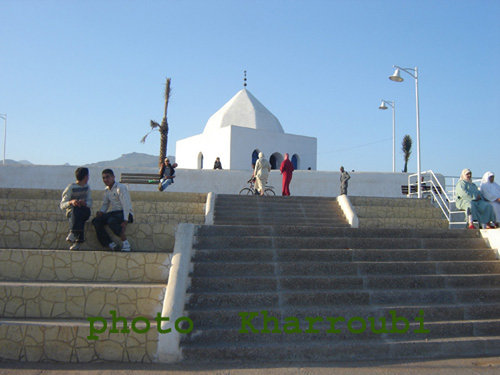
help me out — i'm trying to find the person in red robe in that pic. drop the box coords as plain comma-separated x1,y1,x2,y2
280,153,294,196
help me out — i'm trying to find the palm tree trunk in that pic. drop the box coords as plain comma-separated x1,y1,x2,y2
159,78,171,166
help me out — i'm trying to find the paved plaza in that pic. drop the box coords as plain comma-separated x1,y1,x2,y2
1,357,500,375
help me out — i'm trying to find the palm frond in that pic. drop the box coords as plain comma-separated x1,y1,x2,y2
140,120,160,143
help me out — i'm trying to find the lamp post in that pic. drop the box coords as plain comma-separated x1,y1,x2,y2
378,100,396,172
0,114,6,165
389,66,421,198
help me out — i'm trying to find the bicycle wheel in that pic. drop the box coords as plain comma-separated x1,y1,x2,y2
264,187,276,196
239,188,254,195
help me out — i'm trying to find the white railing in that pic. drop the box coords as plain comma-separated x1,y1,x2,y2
405,170,481,226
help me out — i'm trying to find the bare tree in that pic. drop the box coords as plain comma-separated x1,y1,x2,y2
401,134,412,173
141,78,171,167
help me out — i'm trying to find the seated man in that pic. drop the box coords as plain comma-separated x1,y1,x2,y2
158,158,177,192
60,167,92,250
92,169,134,251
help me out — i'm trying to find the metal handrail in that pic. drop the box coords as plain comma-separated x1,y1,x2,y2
406,170,478,226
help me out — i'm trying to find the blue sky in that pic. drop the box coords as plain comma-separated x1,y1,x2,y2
1,0,499,176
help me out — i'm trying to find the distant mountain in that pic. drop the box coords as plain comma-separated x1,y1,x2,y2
85,152,175,168
2,153,175,168
3,159,33,165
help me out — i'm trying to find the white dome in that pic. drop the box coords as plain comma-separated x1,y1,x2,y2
203,89,284,134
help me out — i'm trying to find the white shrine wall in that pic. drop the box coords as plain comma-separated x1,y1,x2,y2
0,165,442,198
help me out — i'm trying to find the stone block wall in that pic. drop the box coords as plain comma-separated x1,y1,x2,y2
0,188,206,362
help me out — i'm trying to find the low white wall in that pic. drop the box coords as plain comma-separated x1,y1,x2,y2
0,165,438,198
480,229,500,259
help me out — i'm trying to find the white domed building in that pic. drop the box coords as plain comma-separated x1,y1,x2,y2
175,89,317,170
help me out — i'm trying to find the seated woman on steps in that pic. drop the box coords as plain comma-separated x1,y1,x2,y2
480,171,500,226
455,168,496,229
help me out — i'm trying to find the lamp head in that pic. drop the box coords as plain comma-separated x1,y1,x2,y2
379,101,388,110
389,68,404,82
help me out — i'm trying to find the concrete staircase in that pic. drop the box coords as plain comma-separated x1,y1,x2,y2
0,188,206,362
181,194,500,362
349,196,449,229
213,194,349,227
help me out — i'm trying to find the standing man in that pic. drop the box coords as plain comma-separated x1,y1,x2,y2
253,152,271,196
340,166,351,195
60,167,92,250
92,169,134,252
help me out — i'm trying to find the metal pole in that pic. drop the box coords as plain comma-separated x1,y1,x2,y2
392,102,395,173
415,67,421,198
0,114,6,165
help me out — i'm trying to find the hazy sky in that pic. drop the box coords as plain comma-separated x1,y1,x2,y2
1,0,499,176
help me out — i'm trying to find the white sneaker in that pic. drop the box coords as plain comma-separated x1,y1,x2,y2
121,240,131,252
66,233,76,243
69,243,80,251
109,242,118,251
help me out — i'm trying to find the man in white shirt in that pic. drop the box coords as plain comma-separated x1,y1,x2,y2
92,169,134,252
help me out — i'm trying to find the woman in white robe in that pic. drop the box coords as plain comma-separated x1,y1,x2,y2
480,171,500,224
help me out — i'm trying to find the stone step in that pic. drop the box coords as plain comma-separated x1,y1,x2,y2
195,225,483,239
358,218,449,229
0,211,205,224
349,196,434,207
185,288,500,309
191,261,500,277
0,318,159,362
181,319,500,345
0,220,178,252
0,281,165,319
214,208,344,218
216,194,338,202
189,273,500,293
181,335,500,361
213,219,349,227
186,303,500,329
0,188,206,203
0,249,171,282
355,206,444,219
0,198,205,216
193,236,489,250
193,248,496,263
214,204,342,212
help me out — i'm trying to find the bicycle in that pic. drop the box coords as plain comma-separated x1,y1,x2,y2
239,178,276,196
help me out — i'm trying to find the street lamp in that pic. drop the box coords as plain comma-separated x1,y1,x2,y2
378,100,396,173
0,114,6,165
389,65,421,198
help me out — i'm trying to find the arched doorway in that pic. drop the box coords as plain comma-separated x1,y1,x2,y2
251,149,260,169
292,154,299,170
197,152,204,169
269,152,283,170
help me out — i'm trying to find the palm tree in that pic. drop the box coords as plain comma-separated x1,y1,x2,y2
401,134,412,173
141,78,171,167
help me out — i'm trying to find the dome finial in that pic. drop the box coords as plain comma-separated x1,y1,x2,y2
243,70,247,87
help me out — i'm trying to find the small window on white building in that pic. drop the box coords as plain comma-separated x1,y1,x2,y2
292,154,299,170
251,149,260,168
197,152,204,169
